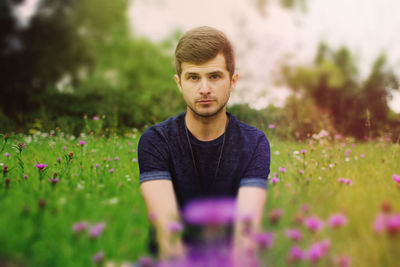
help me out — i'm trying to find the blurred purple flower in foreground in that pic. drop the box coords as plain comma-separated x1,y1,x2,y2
270,177,279,184
34,163,47,171
92,251,104,263
253,232,274,249
183,198,236,225
328,213,348,228
278,167,286,173
287,245,305,262
79,140,85,146
304,216,324,232
307,239,330,262
73,221,88,233
393,174,400,183
89,222,106,238
285,228,302,241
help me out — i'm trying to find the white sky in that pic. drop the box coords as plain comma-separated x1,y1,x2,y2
13,0,400,113
128,0,400,113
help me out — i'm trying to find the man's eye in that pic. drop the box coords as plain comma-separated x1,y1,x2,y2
210,74,220,80
188,75,199,81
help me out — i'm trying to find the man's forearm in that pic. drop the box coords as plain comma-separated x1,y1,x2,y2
140,180,184,260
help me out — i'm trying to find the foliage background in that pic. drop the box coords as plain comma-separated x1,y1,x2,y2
1,0,399,140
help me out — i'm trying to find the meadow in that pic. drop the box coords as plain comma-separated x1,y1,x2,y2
0,126,399,267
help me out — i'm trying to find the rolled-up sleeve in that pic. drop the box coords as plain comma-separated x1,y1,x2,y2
138,128,172,183
239,133,270,189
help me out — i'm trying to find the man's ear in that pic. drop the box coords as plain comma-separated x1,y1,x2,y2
230,73,239,92
174,74,182,93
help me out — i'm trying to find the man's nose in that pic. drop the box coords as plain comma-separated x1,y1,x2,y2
199,79,211,95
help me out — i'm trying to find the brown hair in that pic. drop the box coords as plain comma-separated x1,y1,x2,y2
175,26,235,78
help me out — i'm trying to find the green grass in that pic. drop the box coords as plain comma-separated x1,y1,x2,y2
0,132,399,266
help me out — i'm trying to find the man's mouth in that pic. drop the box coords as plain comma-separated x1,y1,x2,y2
197,99,215,104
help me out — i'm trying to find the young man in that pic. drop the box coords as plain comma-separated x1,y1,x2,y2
138,26,270,260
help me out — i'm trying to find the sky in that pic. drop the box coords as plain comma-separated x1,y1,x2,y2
128,0,400,112
12,0,400,112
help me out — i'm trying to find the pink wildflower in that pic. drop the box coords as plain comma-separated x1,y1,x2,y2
285,228,302,241
270,177,279,184
299,170,305,174
73,221,88,233
79,140,85,146
92,251,104,263
167,221,183,233
4,152,10,158
304,216,323,232
49,178,60,185
301,149,307,155
34,163,47,171
374,213,387,234
95,163,99,168
114,156,119,161
360,153,365,158
336,255,351,267
288,245,305,262
269,209,283,224
345,149,351,156
268,124,275,129
253,232,274,250
393,174,400,183
89,222,106,238
328,213,348,228
278,167,286,173
109,168,114,173
93,116,99,121
57,157,61,164
387,214,400,236
307,240,330,262
345,179,352,185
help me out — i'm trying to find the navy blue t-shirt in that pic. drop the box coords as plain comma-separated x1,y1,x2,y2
138,112,270,210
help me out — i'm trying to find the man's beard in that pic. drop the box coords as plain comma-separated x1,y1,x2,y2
188,98,229,118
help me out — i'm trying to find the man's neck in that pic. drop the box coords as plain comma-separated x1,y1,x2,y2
185,108,228,141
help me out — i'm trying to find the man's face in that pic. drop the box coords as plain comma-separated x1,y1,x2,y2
175,53,238,118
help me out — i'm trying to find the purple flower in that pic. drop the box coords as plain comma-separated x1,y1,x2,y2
183,198,236,225
336,255,351,267
167,221,183,233
270,177,279,184
374,213,387,234
345,179,352,185
114,156,119,161
301,149,307,155
109,168,114,173
34,163,47,171
79,140,85,146
328,214,348,228
4,152,10,158
387,213,400,236
73,221,88,233
304,216,323,232
288,245,305,261
299,170,305,174
285,228,302,241
307,240,330,262
268,124,275,129
138,256,154,267
393,174,400,183
92,251,104,263
95,163,99,168
49,178,60,185
253,232,274,249
57,157,61,164
93,116,99,121
345,149,351,156
89,222,106,238
278,167,286,173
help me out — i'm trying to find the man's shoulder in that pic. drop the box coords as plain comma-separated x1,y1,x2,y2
230,113,266,138
140,112,185,140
